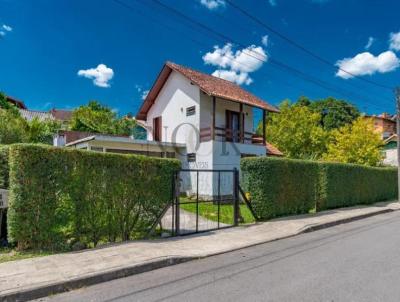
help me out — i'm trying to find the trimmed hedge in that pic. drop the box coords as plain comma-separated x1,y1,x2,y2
7,144,180,250
0,145,9,189
318,162,397,210
241,157,320,219
241,157,397,220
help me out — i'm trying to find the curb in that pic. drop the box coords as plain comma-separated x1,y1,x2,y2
0,207,396,302
0,257,196,302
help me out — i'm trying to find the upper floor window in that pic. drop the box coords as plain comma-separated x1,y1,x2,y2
186,106,196,116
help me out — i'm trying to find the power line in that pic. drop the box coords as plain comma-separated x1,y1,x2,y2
224,0,395,91
147,0,393,109
111,0,389,111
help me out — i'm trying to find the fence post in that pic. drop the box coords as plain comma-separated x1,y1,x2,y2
175,171,180,236
233,168,240,226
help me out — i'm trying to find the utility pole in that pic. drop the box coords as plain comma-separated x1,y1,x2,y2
396,87,400,201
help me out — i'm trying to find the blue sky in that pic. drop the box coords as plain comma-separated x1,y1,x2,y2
0,0,399,117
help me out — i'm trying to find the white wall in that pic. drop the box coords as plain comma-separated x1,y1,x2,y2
146,71,200,153
383,148,398,166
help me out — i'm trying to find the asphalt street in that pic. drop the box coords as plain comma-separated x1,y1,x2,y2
36,211,400,302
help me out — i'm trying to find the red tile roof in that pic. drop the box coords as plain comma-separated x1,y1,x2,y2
50,109,73,121
136,62,279,120
266,142,284,157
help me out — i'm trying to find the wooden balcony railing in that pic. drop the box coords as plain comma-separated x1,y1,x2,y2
200,127,265,145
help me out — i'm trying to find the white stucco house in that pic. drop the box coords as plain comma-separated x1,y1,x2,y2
58,62,282,197
135,62,281,197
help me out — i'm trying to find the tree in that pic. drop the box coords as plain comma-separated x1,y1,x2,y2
0,92,61,145
297,96,360,130
265,101,329,160
0,110,27,144
323,117,382,166
26,118,62,144
70,101,137,136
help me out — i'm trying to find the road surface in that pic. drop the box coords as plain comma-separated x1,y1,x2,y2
36,210,400,302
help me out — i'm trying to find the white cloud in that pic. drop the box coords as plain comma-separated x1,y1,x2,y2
77,64,114,88
203,43,267,72
199,0,225,10
141,90,149,100
202,43,267,85
389,31,400,51
261,35,269,47
212,70,253,85
268,0,277,6
336,51,400,79
2,24,12,32
0,31,5,37
365,37,375,50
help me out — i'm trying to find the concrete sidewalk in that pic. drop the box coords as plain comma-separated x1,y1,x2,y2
1,201,399,301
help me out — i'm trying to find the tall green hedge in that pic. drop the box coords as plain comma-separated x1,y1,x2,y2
241,157,397,220
7,144,180,250
0,145,9,189
318,162,397,210
241,157,320,219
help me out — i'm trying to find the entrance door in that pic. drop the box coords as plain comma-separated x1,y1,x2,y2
226,110,240,142
153,116,162,142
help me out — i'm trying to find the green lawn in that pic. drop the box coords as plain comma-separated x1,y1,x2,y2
180,199,255,225
0,247,52,264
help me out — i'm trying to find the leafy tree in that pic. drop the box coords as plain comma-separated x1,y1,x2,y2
323,117,382,166
297,96,360,130
0,92,61,145
26,118,62,144
70,101,137,136
0,110,28,144
265,101,329,160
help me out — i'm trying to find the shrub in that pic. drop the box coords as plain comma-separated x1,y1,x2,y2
318,162,397,210
241,157,320,219
0,145,9,189
241,157,397,220
7,144,180,250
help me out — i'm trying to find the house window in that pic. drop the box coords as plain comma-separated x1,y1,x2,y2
186,106,196,116
187,153,196,162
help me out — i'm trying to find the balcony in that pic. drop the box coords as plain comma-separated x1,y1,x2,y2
200,127,265,145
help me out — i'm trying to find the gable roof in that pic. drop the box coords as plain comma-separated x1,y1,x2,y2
50,109,73,121
19,109,54,121
136,62,279,120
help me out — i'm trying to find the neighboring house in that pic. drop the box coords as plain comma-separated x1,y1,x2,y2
18,107,72,129
383,134,397,166
365,113,396,140
19,109,54,121
6,96,27,109
49,109,73,127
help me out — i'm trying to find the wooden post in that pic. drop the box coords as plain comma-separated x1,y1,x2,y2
212,96,216,141
262,109,266,146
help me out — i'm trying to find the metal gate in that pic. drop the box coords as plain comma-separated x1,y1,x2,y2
171,168,240,235
148,168,258,237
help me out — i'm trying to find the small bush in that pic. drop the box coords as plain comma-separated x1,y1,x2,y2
7,144,180,250
0,145,9,189
241,157,319,219
241,157,398,220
